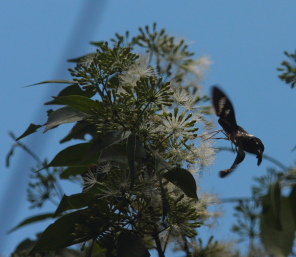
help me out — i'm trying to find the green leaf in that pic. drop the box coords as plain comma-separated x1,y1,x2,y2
271,182,282,230
53,95,99,115
25,80,78,87
29,209,94,253
13,238,37,253
48,143,98,167
117,231,150,257
60,121,97,143
288,186,296,229
260,197,295,257
8,213,54,233
86,130,131,159
44,106,90,133
54,193,98,217
45,84,95,105
127,133,136,188
163,167,198,199
261,182,282,230
60,167,86,179
16,123,43,141
99,145,128,164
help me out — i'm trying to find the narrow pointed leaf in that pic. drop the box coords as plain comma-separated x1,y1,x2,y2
8,213,54,233
117,231,150,257
44,106,90,133
26,80,78,87
163,167,198,199
53,95,99,115
16,123,43,141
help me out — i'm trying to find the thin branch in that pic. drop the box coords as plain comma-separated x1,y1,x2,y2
219,197,252,203
9,132,43,165
153,232,165,257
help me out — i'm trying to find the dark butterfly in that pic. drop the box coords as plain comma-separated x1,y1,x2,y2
212,86,264,178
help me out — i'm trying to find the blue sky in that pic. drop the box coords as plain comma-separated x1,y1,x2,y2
1,1,296,256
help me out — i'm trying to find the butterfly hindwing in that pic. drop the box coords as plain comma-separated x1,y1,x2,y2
219,147,246,178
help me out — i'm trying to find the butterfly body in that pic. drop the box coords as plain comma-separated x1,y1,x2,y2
212,86,264,177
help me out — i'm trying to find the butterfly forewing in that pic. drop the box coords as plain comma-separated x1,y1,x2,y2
212,86,238,134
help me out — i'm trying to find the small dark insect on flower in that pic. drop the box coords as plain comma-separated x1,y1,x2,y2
211,86,264,178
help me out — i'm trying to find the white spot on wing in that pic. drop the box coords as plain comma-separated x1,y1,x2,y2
218,97,227,115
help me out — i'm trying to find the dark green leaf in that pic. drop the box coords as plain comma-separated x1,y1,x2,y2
260,197,295,257
60,167,86,179
271,182,282,230
288,186,296,229
60,121,97,143
45,84,95,105
44,107,90,133
160,177,170,219
99,145,128,164
117,231,150,257
127,133,136,188
8,213,54,233
163,167,198,199
86,130,131,159
90,41,106,48
54,193,97,217
16,123,43,141
48,143,98,167
25,80,78,87
29,209,94,253
53,95,99,115
13,238,37,253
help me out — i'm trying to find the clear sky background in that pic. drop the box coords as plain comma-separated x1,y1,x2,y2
1,1,296,256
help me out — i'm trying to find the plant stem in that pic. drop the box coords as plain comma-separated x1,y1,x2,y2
153,232,165,257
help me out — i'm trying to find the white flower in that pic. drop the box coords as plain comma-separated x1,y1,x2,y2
98,187,119,199
161,108,198,139
188,56,212,79
172,87,195,110
169,144,192,164
139,119,161,136
119,64,156,88
97,161,112,174
187,56,213,80
83,168,101,192
189,141,216,167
